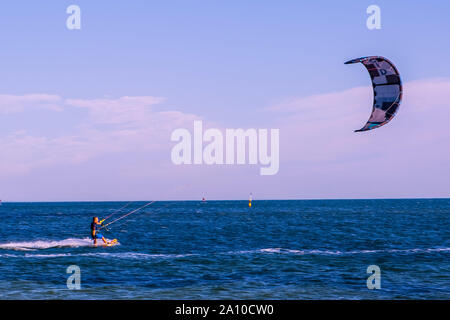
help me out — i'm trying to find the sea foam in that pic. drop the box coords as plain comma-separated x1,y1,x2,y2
0,238,97,251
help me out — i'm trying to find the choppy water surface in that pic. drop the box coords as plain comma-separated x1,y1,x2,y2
0,200,449,299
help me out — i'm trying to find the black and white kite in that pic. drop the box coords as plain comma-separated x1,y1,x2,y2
345,56,403,132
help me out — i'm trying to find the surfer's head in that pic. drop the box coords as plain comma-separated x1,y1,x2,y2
93,217,99,223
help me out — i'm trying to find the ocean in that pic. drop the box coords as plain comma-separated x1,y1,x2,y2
0,199,448,299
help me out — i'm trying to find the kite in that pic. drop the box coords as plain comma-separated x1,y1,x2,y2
345,56,403,132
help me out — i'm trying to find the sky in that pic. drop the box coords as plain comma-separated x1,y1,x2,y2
1,1,450,201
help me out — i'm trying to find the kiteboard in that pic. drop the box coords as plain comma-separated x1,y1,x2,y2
104,239,118,247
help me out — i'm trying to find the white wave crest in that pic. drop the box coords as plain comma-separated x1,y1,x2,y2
0,238,99,251
253,247,450,256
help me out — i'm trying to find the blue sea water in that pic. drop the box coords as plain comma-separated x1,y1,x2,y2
0,199,449,299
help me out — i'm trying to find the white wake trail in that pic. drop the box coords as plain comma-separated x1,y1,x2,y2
0,238,95,251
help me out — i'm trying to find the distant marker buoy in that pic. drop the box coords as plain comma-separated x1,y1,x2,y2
249,193,252,208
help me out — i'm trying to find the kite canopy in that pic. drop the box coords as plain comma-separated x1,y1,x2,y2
345,56,402,132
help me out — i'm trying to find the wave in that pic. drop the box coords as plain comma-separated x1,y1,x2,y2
81,252,197,259
236,247,450,256
0,238,114,251
0,252,197,259
1,244,448,260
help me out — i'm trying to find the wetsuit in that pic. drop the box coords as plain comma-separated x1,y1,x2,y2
91,222,103,239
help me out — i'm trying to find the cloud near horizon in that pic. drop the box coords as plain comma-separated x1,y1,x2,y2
262,78,450,198
0,95,200,177
0,77,449,200
0,94,63,114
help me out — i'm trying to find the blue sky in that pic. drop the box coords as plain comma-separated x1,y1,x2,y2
1,1,450,201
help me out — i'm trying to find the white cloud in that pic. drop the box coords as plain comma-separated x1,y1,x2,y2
1,78,449,200
0,94,63,114
264,78,450,198
0,95,200,177
65,96,166,127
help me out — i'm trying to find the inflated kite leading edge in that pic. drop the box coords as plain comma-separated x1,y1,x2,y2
345,56,403,132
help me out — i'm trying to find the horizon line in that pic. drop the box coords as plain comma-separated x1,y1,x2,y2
1,196,449,203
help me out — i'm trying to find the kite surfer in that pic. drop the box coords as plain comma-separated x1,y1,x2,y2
91,217,108,245
89,201,155,246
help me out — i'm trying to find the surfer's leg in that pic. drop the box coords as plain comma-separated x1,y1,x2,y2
101,236,108,244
